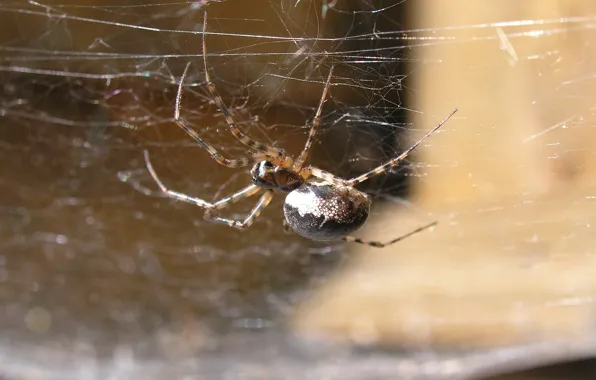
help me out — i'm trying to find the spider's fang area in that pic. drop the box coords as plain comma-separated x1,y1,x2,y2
283,182,371,241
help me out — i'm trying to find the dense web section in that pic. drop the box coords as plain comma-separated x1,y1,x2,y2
2,1,596,379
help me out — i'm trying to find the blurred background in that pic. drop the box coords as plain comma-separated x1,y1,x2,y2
1,1,596,379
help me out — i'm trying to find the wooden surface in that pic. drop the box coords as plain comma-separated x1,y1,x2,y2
410,0,596,203
293,190,596,348
291,1,596,377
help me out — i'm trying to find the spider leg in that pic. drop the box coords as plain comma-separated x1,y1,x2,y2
305,109,457,187
205,190,275,230
174,63,265,168
212,185,262,209
306,167,351,187
201,12,284,158
144,149,261,208
292,66,334,171
342,221,437,248
343,108,457,187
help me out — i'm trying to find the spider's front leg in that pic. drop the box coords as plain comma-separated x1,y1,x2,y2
173,63,269,169
204,190,275,230
201,13,285,159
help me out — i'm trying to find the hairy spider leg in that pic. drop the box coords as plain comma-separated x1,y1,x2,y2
307,108,458,186
173,63,267,169
292,66,335,171
144,150,261,208
202,12,284,158
342,221,437,248
204,190,275,230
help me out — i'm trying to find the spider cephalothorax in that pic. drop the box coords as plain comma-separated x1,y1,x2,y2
142,12,457,248
250,161,304,192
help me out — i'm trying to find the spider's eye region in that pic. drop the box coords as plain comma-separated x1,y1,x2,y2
250,160,274,176
250,161,277,189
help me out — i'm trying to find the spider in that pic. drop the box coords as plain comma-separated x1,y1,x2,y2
144,13,458,248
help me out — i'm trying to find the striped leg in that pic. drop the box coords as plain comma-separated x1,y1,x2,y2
292,66,335,171
306,167,351,187
201,12,284,158
343,221,437,248
204,190,275,230
144,149,260,208
174,63,264,168
306,109,458,187
344,109,458,187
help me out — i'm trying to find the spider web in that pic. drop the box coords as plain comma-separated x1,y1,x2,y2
1,1,596,379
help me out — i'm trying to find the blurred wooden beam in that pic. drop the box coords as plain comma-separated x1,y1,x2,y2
291,2,596,376
411,0,596,204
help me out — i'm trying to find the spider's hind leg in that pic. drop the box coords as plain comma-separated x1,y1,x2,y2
342,221,437,248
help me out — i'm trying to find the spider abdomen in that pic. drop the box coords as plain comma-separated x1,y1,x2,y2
283,183,371,241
